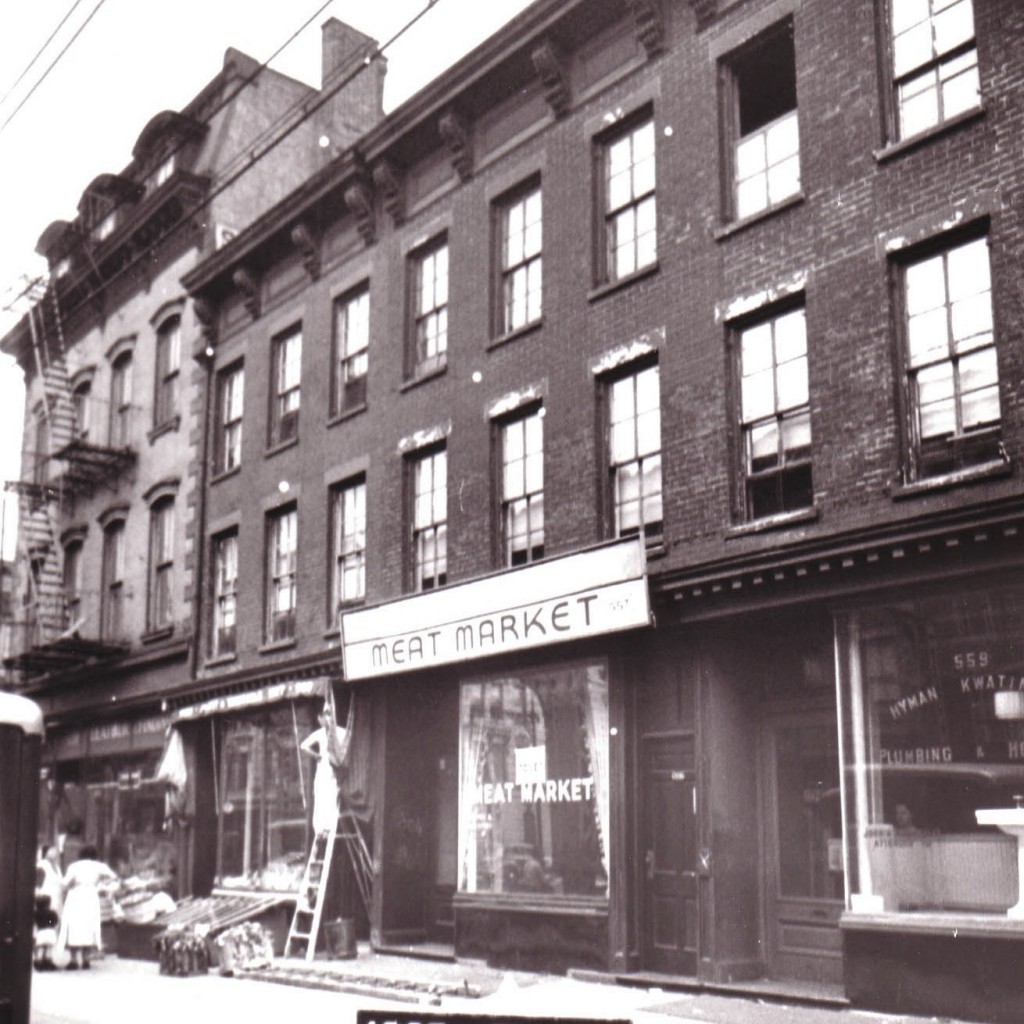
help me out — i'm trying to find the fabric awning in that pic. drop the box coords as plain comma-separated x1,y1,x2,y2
172,677,327,722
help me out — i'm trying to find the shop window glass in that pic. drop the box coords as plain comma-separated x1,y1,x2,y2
837,583,1024,917
217,704,317,890
458,661,609,899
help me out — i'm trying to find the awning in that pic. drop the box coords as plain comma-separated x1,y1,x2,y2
172,677,327,722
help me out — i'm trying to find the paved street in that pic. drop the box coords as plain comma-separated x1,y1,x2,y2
29,955,962,1024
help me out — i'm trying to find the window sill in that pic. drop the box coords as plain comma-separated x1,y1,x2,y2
210,464,241,486
258,637,296,655
400,363,447,393
891,457,1012,501
147,416,181,445
840,909,1024,941
487,319,543,353
714,192,805,242
587,262,659,303
264,436,299,459
205,652,237,668
453,892,609,917
140,625,174,645
726,505,819,538
644,541,667,561
323,627,341,641
327,403,368,428
874,105,985,164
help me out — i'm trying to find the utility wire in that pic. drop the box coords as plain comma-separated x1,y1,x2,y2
5,0,448,322
0,0,87,112
0,0,109,136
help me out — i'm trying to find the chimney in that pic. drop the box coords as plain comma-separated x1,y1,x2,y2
317,18,386,154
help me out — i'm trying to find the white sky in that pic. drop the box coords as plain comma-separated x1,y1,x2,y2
0,0,534,556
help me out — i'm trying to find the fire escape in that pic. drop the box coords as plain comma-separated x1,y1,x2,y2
3,278,134,678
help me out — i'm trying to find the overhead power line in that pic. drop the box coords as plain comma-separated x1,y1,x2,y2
3,0,449,321
0,0,110,136
0,0,88,112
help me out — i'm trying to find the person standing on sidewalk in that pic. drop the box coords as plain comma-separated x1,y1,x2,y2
57,845,117,969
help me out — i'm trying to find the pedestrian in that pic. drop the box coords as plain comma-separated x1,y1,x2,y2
57,845,117,969
33,893,60,970
37,844,63,917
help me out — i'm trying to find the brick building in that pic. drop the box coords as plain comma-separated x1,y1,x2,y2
0,21,384,894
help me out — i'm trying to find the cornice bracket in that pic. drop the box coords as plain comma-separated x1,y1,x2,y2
290,220,321,280
372,160,405,226
343,178,376,246
683,0,717,32
438,110,472,182
531,38,571,117
232,266,261,320
192,296,218,358
627,0,667,55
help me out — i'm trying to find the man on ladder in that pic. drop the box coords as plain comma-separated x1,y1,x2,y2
285,690,369,960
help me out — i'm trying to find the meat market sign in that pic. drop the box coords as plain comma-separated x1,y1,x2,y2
341,538,650,681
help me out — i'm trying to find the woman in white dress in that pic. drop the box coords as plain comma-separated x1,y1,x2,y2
300,706,349,833
58,846,117,969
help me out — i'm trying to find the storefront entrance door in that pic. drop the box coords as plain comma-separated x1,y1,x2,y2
762,713,843,984
641,735,697,975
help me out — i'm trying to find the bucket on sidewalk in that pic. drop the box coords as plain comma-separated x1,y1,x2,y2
323,918,357,959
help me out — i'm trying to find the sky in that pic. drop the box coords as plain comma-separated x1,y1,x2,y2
0,0,535,556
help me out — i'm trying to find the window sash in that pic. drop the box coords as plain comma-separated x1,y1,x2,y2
272,332,302,443
267,510,297,638
604,120,657,281
155,320,181,425
413,451,447,589
333,482,366,610
502,414,544,565
218,367,244,471
734,109,801,220
102,525,124,639
110,357,132,446
501,188,543,333
149,504,174,629
609,366,663,540
214,534,238,655
414,244,448,371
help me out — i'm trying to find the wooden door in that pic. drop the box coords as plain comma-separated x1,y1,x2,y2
642,735,698,974
762,714,844,984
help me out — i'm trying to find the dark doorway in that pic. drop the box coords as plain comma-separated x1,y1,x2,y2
641,734,698,974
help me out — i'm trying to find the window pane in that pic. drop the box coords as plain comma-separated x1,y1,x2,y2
941,56,980,119
907,307,951,367
906,256,947,315
742,368,776,423
899,72,940,137
774,309,807,362
946,238,990,300
766,112,800,163
767,155,801,205
636,407,661,457
933,1,974,56
951,294,993,350
893,20,934,77
749,421,780,469
736,133,767,178
782,410,813,456
892,0,930,35
776,355,809,411
741,322,774,373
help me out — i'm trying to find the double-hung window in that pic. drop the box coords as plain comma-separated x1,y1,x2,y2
148,499,174,631
410,239,448,377
738,306,813,519
722,20,800,221
608,364,663,544
501,410,544,566
216,364,244,474
901,234,999,478
332,478,366,616
213,532,238,657
154,315,181,428
266,507,297,642
101,520,125,640
498,184,542,334
72,380,91,441
110,351,133,447
333,287,369,415
270,327,301,446
890,0,980,141
62,541,83,630
600,116,656,283
411,448,447,590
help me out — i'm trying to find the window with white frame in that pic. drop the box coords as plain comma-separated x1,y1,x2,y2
738,305,813,519
110,351,133,447
608,364,662,544
723,20,800,221
333,287,369,415
154,315,181,428
270,327,301,446
332,478,366,616
411,239,448,377
72,380,91,441
216,363,244,474
148,498,174,631
101,520,125,640
498,184,542,335
501,410,544,567
213,531,238,657
266,506,297,641
901,234,1000,479
890,0,980,141
600,116,656,283
411,448,447,591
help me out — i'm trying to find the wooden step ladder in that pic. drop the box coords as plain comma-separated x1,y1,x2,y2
284,799,372,960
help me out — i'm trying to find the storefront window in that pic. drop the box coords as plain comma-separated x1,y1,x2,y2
218,704,316,890
837,583,1024,916
458,661,609,899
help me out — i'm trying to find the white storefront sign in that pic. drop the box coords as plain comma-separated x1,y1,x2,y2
341,538,650,681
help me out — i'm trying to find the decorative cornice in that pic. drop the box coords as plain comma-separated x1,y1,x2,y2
438,109,472,182
627,0,666,56
531,38,571,117
231,266,261,319
371,160,404,225
192,296,218,355
343,178,376,246
290,220,321,280
684,0,718,32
